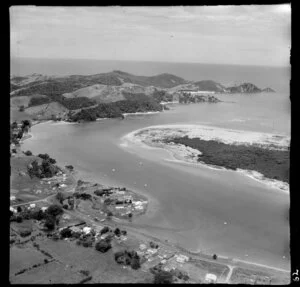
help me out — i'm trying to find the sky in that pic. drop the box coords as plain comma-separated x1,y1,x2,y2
10,5,291,67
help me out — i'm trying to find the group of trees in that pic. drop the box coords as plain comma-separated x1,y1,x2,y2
10,204,63,231
27,157,59,179
166,136,289,183
10,120,31,145
68,96,163,122
178,93,220,104
150,90,173,103
114,249,141,270
28,96,52,107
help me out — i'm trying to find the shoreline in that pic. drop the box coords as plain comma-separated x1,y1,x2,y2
121,124,290,193
17,120,290,273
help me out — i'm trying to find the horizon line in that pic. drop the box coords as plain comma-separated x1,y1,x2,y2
10,56,290,69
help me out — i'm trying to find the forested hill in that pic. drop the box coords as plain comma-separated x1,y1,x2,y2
10,71,275,122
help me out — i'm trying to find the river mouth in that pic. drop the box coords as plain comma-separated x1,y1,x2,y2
22,98,290,271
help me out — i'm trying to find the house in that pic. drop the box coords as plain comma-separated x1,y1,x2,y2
29,203,36,209
205,273,217,283
69,226,82,233
83,227,92,234
10,196,16,201
139,244,147,251
10,206,17,213
175,254,189,263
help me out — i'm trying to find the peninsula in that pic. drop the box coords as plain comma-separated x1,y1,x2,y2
10,71,274,123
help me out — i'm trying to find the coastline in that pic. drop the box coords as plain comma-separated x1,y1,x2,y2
121,124,290,193
15,119,291,276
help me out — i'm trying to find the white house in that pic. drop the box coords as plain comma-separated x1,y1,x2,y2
205,273,217,283
175,254,189,263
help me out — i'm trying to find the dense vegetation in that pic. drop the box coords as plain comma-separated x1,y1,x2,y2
10,83,20,92
151,90,174,103
10,120,31,145
179,93,220,104
10,204,63,231
48,94,96,110
27,156,60,179
69,97,163,122
28,96,52,107
165,136,289,183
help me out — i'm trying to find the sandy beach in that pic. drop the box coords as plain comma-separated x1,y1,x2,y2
121,124,290,192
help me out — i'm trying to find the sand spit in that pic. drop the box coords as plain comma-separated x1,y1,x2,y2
121,124,290,193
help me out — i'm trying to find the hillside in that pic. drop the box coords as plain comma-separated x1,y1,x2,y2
193,80,227,92
63,83,161,104
226,83,262,93
10,71,275,122
262,87,276,93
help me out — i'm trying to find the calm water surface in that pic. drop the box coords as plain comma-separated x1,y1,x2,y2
23,92,290,270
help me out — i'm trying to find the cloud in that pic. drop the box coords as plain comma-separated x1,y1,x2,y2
10,5,290,66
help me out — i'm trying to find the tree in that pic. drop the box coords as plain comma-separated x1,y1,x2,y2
46,204,63,217
56,192,64,204
11,121,18,129
60,228,72,238
95,240,112,253
44,215,55,230
21,120,31,134
100,226,110,235
19,105,25,112
24,150,32,156
153,270,174,284
17,206,22,213
114,228,121,237
212,254,218,260
38,153,50,160
130,257,141,270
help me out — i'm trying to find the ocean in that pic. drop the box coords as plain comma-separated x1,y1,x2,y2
18,57,290,270
10,57,290,93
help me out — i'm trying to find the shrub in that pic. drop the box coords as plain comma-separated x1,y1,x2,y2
56,192,64,204
46,204,63,217
212,254,218,260
24,150,32,156
52,233,60,241
44,215,56,230
16,216,23,223
114,228,121,237
63,204,68,210
31,209,45,221
130,257,141,270
95,239,112,253
107,211,113,217
60,228,72,238
17,206,22,213
82,238,94,248
19,105,25,112
20,229,32,237
153,270,174,284
38,153,50,160
65,165,74,171
100,226,110,235
79,270,90,276
121,230,127,236
150,241,159,249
